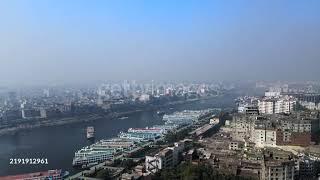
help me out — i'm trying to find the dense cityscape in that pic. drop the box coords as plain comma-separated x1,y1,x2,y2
0,81,225,135
0,81,320,179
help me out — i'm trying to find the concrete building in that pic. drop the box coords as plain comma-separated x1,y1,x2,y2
264,160,295,180
263,150,295,180
258,96,296,114
276,130,311,147
296,156,320,179
229,141,244,151
238,160,263,179
145,141,184,174
238,104,259,115
253,118,277,148
145,148,173,174
230,114,256,141
139,94,150,102
299,101,320,110
280,119,311,133
229,113,313,147
265,91,281,97
276,119,312,147
258,100,275,114
166,142,184,166
292,93,320,110
225,120,230,126
254,128,277,148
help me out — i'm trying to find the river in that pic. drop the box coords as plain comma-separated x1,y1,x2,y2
0,95,235,176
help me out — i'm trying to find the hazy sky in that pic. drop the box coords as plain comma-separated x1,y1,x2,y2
0,0,319,85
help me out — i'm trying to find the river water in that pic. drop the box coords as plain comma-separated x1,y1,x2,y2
0,95,234,176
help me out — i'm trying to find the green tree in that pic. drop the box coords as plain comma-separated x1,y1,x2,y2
95,169,112,180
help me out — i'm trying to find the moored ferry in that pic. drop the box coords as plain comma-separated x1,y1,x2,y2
128,127,164,134
118,131,161,141
72,138,135,167
0,169,68,180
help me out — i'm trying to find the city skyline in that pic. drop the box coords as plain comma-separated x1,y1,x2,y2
0,0,320,85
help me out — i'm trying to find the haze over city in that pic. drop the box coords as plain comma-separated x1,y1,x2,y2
0,0,319,86
2,1,320,180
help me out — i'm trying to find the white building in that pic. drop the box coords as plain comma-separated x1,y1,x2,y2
258,96,296,114
145,149,173,174
238,105,246,113
254,128,277,148
225,120,230,126
265,91,281,97
275,99,296,114
139,94,150,102
40,108,47,118
209,117,219,125
145,141,184,174
299,101,320,110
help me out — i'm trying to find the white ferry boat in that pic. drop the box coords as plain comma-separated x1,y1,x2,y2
162,110,205,126
0,169,66,180
118,131,161,141
86,126,95,139
128,127,164,134
72,138,135,167
72,146,114,167
153,124,178,132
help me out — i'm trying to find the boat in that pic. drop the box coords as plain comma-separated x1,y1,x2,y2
0,169,64,180
162,110,204,126
72,146,115,167
119,116,129,120
128,127,164,134
119,130,161,142
87,126,95,139
72,138,135,167
157,111,165,116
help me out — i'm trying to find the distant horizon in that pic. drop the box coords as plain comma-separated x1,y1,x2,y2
0,80,319,90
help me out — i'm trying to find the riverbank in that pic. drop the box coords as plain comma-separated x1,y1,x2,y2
68,109,221,179
0,96,220,136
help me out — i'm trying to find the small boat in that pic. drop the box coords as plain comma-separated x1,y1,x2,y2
86,126,95,139
0,169,64,180
157,111,165,116
119,116,129,120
